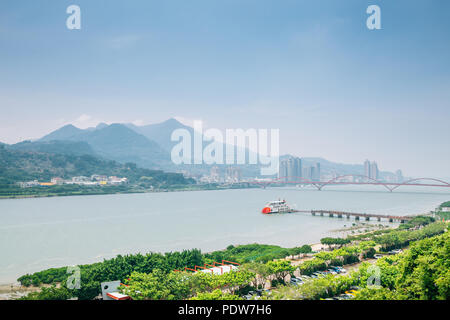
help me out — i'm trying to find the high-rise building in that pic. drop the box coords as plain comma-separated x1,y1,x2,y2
395,169,403,183
279,157,302,182
302,167,309,180
310,167,316,181
279,159,288,182
295,158,302,180
286,157,296,180
279,159,287,181
364,160,371,179
370,162,379,180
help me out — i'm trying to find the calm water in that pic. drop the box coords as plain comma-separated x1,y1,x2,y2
0,186,448,284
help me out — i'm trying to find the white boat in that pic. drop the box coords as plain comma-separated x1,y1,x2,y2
261,199,294,214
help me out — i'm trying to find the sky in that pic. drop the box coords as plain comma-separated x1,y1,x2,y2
0,0,449,178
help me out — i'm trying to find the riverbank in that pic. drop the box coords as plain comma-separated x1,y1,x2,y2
0,221,393,300
0,183,256,200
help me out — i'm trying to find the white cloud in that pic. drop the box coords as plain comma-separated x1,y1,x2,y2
65,114,105,129
132,119,144,126
75,114,92,123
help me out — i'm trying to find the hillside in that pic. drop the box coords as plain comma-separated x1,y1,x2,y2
126,118,194,153
0,145,192,186
40,124,84,141
39,123,171,169
8,140,97,156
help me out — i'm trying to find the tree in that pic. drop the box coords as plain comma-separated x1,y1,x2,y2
20,285,73,300
190,289,242,300
266,260,294,283
320,237,350,249
121,270,191,300
241,262,271,289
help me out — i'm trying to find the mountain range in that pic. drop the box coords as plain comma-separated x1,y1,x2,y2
3,118,399,179
39,122,170,169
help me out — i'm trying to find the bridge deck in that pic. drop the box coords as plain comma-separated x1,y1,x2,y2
304,210,413,221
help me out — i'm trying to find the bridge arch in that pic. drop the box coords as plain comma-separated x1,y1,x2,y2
318,174,393,191
249,176,322,189
390,178,450,191
247,175,450,192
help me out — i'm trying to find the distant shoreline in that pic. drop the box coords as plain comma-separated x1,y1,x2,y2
0,184,248,200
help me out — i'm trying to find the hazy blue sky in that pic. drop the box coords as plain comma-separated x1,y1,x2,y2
0,1,449,177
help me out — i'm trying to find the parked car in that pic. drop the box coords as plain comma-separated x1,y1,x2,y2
330,266,344,273
374,254,383,259
327,269,337,275
313,272,324,277
244,290,262,300
290,278,303,286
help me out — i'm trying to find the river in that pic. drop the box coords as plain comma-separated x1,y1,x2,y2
0,185,448,284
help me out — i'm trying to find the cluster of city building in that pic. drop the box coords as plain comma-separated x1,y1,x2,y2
18,175,128,188
279,157,321,182
364,159,403,183
277,157,404,183
193,166,243,184
179,157,405,185
364,159,380,180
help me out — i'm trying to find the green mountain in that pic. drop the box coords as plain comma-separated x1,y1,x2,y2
40,124,84,141
127,119,262,176
126,118,194,152
0,145,191,186
8,140,97,156
39,123,171,170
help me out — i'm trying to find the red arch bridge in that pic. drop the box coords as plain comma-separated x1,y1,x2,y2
247,175,450,192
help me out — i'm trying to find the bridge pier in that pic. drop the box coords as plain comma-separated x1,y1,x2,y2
308,209,415,224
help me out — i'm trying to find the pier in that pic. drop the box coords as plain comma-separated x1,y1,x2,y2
298,210,413,223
